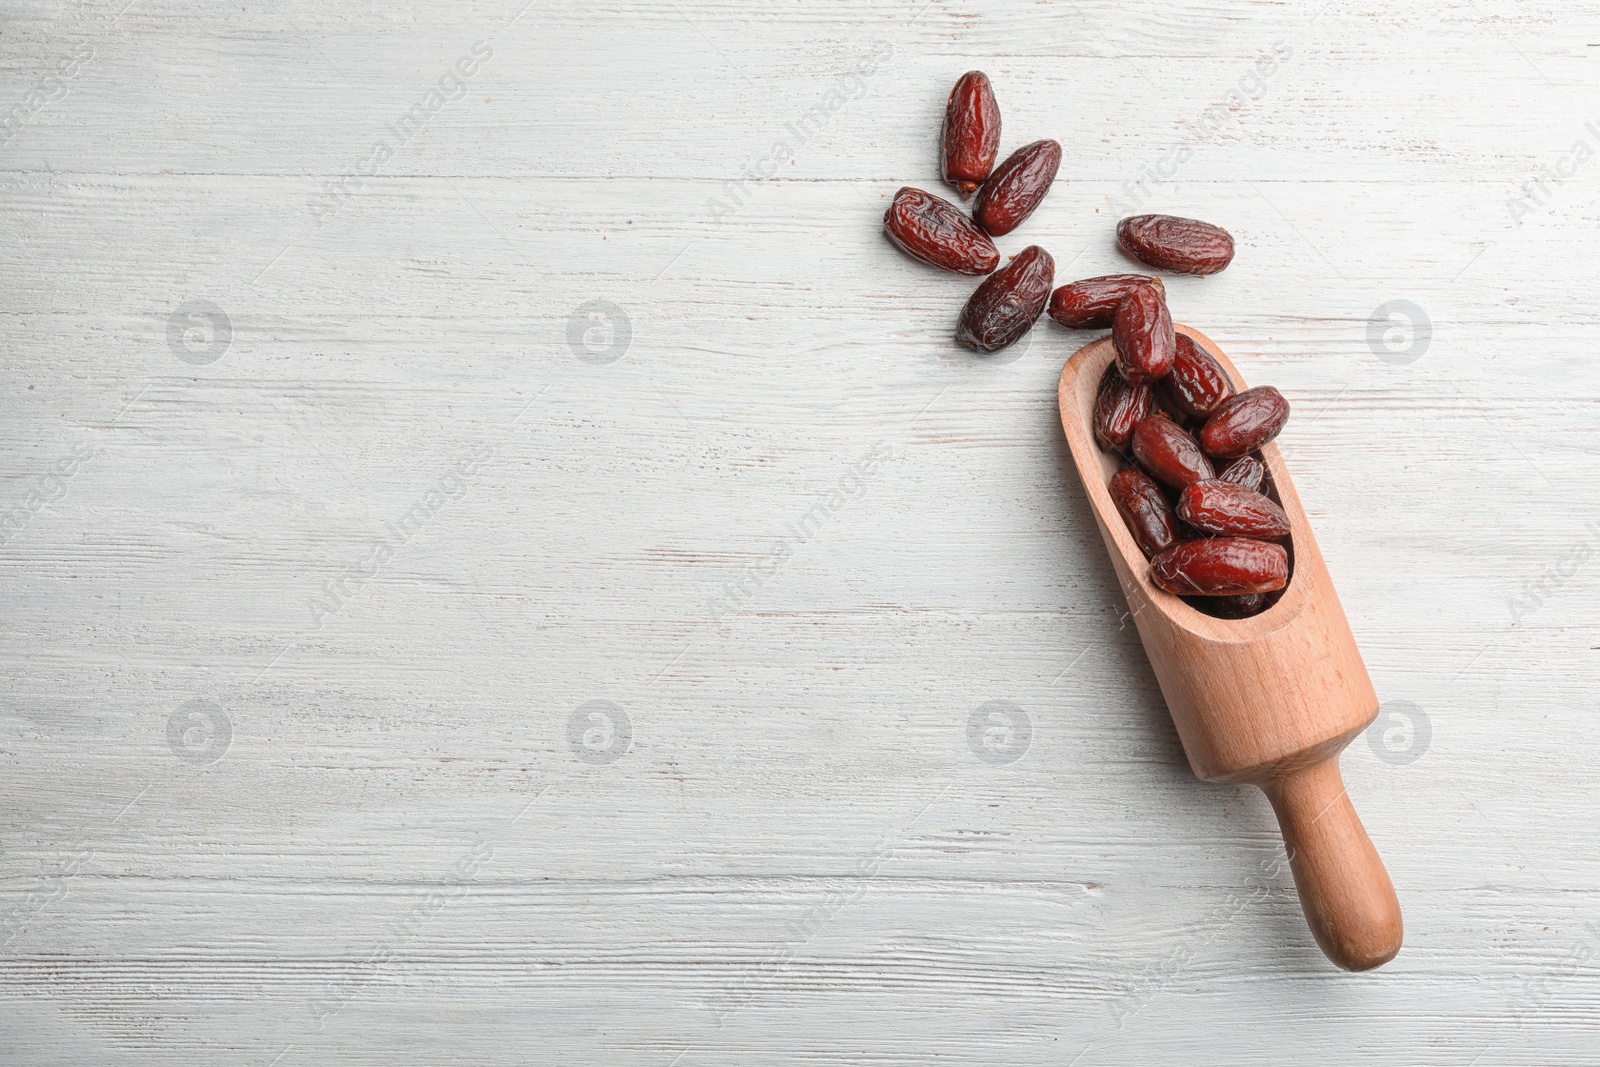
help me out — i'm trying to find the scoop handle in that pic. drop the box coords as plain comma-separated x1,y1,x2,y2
1260,758,1402,971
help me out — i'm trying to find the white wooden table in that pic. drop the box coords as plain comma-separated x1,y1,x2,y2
3,1,1597,1062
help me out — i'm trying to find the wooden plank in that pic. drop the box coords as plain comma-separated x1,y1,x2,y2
2,0,1599,1062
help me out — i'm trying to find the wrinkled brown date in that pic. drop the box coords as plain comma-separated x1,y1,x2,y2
941,71,1001,200
1112,282,1176,385
1092,364,1152,452
1150,538,1288,596
1110,469,1177,559
1117,214,1236,276
955,245,1054,353
1161,332,1235,418
1216,455,1264,494
1177,480,1290,541
974,139,1061,237
1048,274,1164,329
883,187,1000,276
1131,415,1214,489
1200,386,1290,459
1208,592,1269,618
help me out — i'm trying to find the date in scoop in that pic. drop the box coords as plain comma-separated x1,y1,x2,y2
1058,326,1402,971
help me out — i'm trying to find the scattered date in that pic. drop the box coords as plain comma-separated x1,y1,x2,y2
1111,282,1176,384
1150,538,1288,596
974,139,1061,236
955,245,1054,353
941,71,1001,200
883,187,1000,275
1049,274,1164,329
1117,214,1235,276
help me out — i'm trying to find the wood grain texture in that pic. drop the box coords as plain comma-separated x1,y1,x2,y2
2,0,1599,1063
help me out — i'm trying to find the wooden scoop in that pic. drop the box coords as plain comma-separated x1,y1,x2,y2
1058,326,1402,971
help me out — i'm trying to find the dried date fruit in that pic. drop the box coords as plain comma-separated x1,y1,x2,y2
941,71,1001,199
974,139,1061,237
1150,538,1288,596
1199,386,1290,459
883,187,1000,275
955,245,1054,353
1092,364,1152,452
1117,214,1236,275
1177,480,1291,541
1131,415,1214,489
1048,274,1165,329
1110,469,1177,558
1208,592,1269,618
1216,455,1264,494
1161,332,1234,418
1112,282,1176,385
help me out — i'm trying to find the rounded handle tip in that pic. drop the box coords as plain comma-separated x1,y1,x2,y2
1262,759,1403,971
